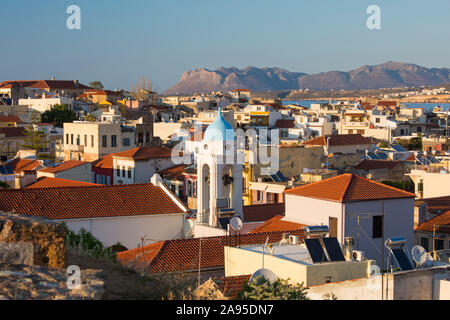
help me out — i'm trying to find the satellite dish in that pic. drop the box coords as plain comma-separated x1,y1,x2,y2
249,268,278,284
411,245,427,266
230,217,243,231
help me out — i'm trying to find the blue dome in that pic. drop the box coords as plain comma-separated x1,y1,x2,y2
203,108,235,141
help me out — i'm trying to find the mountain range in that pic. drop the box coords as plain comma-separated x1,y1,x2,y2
163,62,450,95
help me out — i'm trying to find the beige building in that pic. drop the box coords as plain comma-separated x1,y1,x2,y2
37,160,92,183
408,167,450,199
62,122,139,161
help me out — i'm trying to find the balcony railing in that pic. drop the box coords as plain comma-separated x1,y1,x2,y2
343,122,369,127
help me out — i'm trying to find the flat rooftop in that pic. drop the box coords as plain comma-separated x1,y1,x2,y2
239,243,314,265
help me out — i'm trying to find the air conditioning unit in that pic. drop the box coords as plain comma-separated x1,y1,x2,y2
289,235,299,245
352,250,365,261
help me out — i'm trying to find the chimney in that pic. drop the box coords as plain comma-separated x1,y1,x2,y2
414,203,427,227
151,173,162,187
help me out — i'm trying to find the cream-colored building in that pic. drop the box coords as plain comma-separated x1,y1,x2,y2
225,243,373,287
62,122,138,161
408,168,450,199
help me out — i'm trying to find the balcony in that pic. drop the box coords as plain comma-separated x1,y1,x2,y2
343,122,370,127
66,145,84,152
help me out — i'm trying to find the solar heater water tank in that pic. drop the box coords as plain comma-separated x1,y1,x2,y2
305,225,329,238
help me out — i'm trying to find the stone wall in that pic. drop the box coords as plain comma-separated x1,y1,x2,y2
0,212,67,268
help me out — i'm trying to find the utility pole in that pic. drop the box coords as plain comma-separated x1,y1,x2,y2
446,109,448,152
381,200,385,301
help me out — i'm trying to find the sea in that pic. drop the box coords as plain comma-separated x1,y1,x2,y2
282,100,450,111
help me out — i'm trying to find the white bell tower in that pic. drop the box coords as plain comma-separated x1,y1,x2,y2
196,108,243,227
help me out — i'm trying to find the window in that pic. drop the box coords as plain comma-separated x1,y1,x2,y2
375,118,380,123
106,176,110,185
66,134,69,144
127,167,131,179
348,129,353,134
91,135,94,147
256,190,261,202
102,135,107,148
122,167,125,177
111,135,117,148
420,237,429,251
372,215,383,238
417,126,422,133
76,135,80,146
84,135,87,146
145,132,150,143
434,239,444,251
116,166,120,177
138,133,143,143
71,134,74,145
123,138,130,147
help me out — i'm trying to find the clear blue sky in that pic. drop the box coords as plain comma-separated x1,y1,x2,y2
1,0,450,91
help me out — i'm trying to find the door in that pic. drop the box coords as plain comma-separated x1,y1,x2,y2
329,217,338,238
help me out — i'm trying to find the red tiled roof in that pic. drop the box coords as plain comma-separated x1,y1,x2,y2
0,183,186,220
250,215,305,233
26,177,100,188
242,203,285,223
117,229,306,274
159,164,187,180
416,196,450,215
405,153,416,161
355,159,401,170
91,154,114,169
112,146,173,160
284,174,415,203
0,80,90,90
0,115,22,123
302,134,371,147
275,119,295,129
7,158,41,173
415,210,450,234
230,89,250,92
0,127,26,137
214,275,251,299
38,160,88,173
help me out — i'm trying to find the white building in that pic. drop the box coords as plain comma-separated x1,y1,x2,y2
282,174,416,265
18,93,74,113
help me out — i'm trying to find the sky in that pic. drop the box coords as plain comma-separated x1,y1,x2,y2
1,0,450,92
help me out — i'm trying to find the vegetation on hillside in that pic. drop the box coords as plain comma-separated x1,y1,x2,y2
41,104,77,127
238,276,309,300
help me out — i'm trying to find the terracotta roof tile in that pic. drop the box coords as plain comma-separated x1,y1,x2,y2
284,174,415,203
415,210,450,234
302,134,371,147
26,177,100,188
38,160,88,173
242,203,285,222
0,115,22,123
250,215,305,233
275,119,295,129
214,275,251,299
7,158,41,173
117,229,306,274
355,159,401,170
159,164,187,180
112,146,173,160
0,127,26,137
91,154,114,169
0,183,186,220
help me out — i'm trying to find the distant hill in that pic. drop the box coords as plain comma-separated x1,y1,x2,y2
164,62,450,95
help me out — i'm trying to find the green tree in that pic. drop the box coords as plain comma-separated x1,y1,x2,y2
89,81,104,90
29,110,42,124
21,127,48,151
41,104,76,127
238,276,309,300
85,113,97,122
